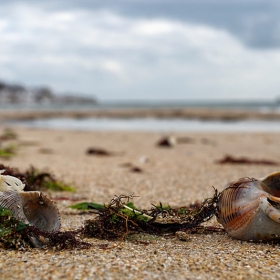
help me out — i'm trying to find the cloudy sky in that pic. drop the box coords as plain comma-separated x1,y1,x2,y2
0,0,280,101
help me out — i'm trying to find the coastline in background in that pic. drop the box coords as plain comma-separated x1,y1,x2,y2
1,101,280,122
1,99,280,112
1,100,280,132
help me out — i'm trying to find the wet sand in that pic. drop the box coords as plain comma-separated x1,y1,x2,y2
1,106,280,121
0,123,280,279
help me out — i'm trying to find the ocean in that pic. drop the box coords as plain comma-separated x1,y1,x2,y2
1,99,279,112
3,100,280,132
9,117,280,132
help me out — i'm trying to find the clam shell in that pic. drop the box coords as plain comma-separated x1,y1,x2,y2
0,173,25,192
0,190,61,232
217,174,280,241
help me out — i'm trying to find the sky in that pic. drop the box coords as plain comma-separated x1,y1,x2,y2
0,0,280,101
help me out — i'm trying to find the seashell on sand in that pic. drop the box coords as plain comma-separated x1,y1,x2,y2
0,190,61,232
217,171,280,241
0,170,25,192
0,173,61,247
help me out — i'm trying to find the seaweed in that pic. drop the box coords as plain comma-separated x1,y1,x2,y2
0,206,29,248
0,188,223,250
0,128,18,159
156,137,175,147
0,128,18,141
0,164,24,184
69,202,105,210
0,164,75,192
216,155,279,165
119,162,143,173
86,147,113,156
0,206,90,250
81,189,223,241
86,147,123,156
23,166,76,192
23,227,90,250
0,163,223,249
0,144,16,159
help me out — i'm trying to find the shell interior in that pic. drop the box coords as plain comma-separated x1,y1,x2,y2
261,171,280,197
0,190,60,232
217,175,280,241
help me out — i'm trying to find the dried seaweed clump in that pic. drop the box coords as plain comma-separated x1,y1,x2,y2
0,164,75,192
0,164,23,180
0,128,18,141
82,196,151,240
23,166,76,192
82,189,223,240
0,206,90,250
24,227,90,250
216,155,279,165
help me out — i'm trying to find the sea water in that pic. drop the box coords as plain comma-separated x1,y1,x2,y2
8,117,280,133
3,100,280,132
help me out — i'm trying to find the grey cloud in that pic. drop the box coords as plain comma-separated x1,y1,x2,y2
1,1,280,100
116,1,280,49
5,0,280,49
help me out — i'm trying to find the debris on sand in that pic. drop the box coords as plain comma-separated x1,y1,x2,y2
216,155,279,165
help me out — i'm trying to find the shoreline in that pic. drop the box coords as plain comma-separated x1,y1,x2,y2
1,107,280,122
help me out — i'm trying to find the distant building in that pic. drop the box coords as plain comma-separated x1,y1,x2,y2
0,81,96,105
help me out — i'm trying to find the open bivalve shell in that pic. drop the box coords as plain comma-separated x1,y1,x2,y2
0,190,61,232
217,171,280,241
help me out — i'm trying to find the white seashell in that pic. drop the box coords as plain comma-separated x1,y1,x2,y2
0,170,25,192
0,190,60,232
217,171,280,241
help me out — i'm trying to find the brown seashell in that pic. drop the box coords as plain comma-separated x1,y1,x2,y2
217,171,280,241
0,190,61,232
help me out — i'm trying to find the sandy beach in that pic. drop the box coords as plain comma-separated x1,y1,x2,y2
1,115,280,279
1,106,280,121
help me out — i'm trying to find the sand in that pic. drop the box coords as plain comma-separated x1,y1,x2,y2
0,124,280,279
1,106,280,121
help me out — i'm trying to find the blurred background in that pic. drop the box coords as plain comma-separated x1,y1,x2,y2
0,0,280,106
0,0,280,134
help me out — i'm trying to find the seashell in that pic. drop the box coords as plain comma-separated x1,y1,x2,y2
0,190,61,232
0,170,25,192
217,171,280,241
0,173,61,247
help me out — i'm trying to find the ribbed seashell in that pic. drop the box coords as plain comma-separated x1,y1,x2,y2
217,171,280,241
0,190,61,231
0,172,61,247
